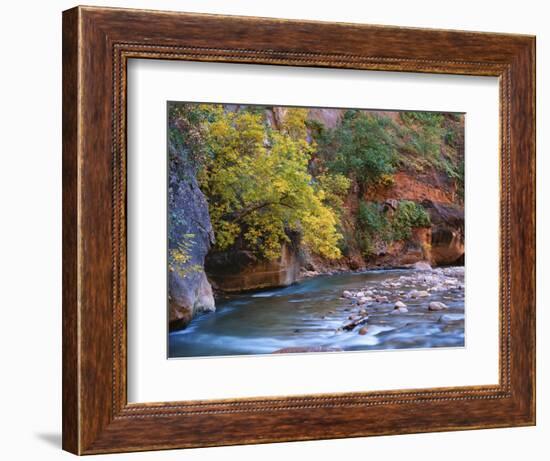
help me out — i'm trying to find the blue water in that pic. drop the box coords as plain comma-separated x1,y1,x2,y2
169,268,465,358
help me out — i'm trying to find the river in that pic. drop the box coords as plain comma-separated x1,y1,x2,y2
168,267,465,358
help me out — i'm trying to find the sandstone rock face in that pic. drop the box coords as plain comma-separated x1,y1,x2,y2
206,242,301,293
361,226,432,268
366,171,458,204
168,142,216,331
422,200,465,266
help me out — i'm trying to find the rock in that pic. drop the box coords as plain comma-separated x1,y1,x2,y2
358,326,369,335
342,290,353,298
422,200,464,266
395,301,407,308
408,289,419,298
356,291,365,298
365,290,374,296
428,301,449,311
376,295,389,303
358,296,369,304
412,261,432,271
168,138,216,331
206,241,300,292
417,290,430,297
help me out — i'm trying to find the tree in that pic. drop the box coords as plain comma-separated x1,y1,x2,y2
314,110,398,194
188,105,343,260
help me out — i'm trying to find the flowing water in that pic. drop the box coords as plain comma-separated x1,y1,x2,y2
169,267,465,358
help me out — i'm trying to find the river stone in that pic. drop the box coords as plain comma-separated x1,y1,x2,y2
395,301,407,308
429,301,449,311
418,290,430,297
356,291,365,298
342,290,353,298
358,326,368,335
412,261,433,271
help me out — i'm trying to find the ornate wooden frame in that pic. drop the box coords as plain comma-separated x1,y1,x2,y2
62,5,536,455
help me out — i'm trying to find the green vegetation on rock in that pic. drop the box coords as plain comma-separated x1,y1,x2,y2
311,110,399,193
356,200,431,257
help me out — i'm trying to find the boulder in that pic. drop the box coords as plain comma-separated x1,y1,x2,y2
428,301,449,311
422,200,465,266
412,261,432,271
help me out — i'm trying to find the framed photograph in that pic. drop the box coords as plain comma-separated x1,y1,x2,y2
62,6,536,455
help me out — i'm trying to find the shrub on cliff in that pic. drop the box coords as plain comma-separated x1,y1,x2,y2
356,200,431,257
312,110,399,193
391,200,431,240
398,111,464,197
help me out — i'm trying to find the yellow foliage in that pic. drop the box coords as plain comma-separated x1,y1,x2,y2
194,105,343,260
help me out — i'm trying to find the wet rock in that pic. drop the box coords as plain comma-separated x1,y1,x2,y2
358,326,369,335
395,301,407,309
418,290,430,297
429,301,448,311
342,290,353,298
412,261,432,271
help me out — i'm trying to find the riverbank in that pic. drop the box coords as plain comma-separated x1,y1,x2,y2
169,266,465,358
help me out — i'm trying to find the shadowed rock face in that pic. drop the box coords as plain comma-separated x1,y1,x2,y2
168,142,216,331
206,243,300,293
421,199,465,266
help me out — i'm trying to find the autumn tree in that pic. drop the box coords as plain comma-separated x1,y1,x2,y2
192,105,344,260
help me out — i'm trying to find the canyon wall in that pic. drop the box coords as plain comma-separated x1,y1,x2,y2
168,140,216,331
